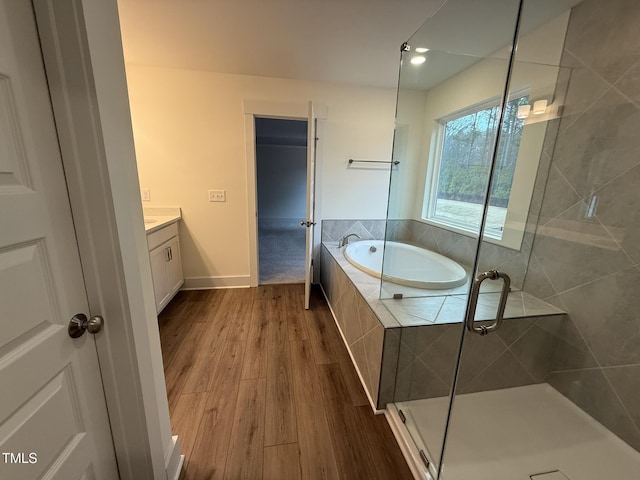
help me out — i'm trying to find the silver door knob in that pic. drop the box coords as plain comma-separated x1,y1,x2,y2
68,313,104,338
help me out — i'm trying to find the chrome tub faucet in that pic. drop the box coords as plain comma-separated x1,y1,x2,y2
339,233,361,247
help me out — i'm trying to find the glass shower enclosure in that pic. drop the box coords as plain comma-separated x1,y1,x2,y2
383,0,640,478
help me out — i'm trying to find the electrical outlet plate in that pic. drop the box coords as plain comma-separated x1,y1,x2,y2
209,190,226,202
141,188,150,201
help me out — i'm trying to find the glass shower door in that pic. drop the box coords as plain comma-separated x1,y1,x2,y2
434,0,562,474
437,0,640,479
388,0,640,478
384,0,523,477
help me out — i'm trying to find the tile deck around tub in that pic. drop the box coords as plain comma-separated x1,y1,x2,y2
322,241,401,328
322,241,564,328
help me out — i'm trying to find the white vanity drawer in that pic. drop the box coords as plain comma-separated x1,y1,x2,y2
147,222,178,251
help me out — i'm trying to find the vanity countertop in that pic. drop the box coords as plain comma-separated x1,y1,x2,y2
144,215,181,234
143,207,182,234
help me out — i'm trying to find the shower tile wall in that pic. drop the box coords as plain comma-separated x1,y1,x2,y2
394,314,564,402
522,0,640,452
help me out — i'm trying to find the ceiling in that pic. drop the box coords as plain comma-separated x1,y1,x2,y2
116,0,446,88
117,0,583,91
399,0,582,90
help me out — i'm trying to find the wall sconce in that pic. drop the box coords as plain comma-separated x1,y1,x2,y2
516,99,549,120
517,104,531,119
532,99,548,115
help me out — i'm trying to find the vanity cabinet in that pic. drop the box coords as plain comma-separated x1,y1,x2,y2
147,221,183,313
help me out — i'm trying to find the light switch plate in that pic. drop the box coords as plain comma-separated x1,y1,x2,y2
141,188,150,201
209,190,226,202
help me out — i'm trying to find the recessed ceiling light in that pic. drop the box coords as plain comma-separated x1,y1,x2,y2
410,55,426,65
415,47,429,53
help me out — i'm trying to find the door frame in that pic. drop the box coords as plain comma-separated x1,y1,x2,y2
252,115,309,286
243,100,327,287
33,1,179,479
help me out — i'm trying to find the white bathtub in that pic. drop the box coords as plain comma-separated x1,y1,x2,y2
343,240,467,289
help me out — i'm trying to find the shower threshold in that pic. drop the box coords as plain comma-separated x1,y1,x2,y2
391,384,640,480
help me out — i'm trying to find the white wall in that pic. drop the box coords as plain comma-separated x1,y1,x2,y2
387,88,428,219
257,145,307,219
126,65,395,286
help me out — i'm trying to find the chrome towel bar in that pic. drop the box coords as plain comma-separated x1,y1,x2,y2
348,159,400,165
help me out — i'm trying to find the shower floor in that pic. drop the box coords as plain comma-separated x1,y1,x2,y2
394,383,640,480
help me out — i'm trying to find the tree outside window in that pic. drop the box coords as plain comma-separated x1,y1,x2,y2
430,95,528,234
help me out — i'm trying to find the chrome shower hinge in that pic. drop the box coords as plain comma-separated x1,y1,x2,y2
419,450,430,469
398,409,406,424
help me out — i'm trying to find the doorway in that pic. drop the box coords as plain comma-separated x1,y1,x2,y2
255,117,308,284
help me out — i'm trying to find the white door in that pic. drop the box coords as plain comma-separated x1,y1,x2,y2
0,2,119,479
303,101,317,309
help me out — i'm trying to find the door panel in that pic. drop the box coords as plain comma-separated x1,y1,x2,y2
304,101,317,309
0,75,31,187
0,243,52,348
0,1,118,479
2,368,88,480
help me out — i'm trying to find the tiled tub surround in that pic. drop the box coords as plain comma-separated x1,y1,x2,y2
320,242,399,410
320,238,565,408
321,219,563,323
322,218,537,295
518,0,640,453
321,219,387,244
385,218,535,291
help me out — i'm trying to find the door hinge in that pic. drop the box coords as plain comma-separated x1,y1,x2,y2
311,259,314,267
398,409,406,424
419,450,431,469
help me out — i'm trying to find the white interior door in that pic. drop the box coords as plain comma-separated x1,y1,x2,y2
303,101,317,309
0,2,119,479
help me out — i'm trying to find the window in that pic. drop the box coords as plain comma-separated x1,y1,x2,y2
424,95,528,238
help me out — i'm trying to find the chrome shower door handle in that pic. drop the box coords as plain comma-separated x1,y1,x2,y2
465,270,511,336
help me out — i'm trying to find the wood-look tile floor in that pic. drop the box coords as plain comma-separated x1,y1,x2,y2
159,283,413,480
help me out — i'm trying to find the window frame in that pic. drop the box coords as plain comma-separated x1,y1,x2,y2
422,89,531,250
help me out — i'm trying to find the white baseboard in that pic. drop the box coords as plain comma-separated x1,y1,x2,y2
182,275,251,289
165,435,184,480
